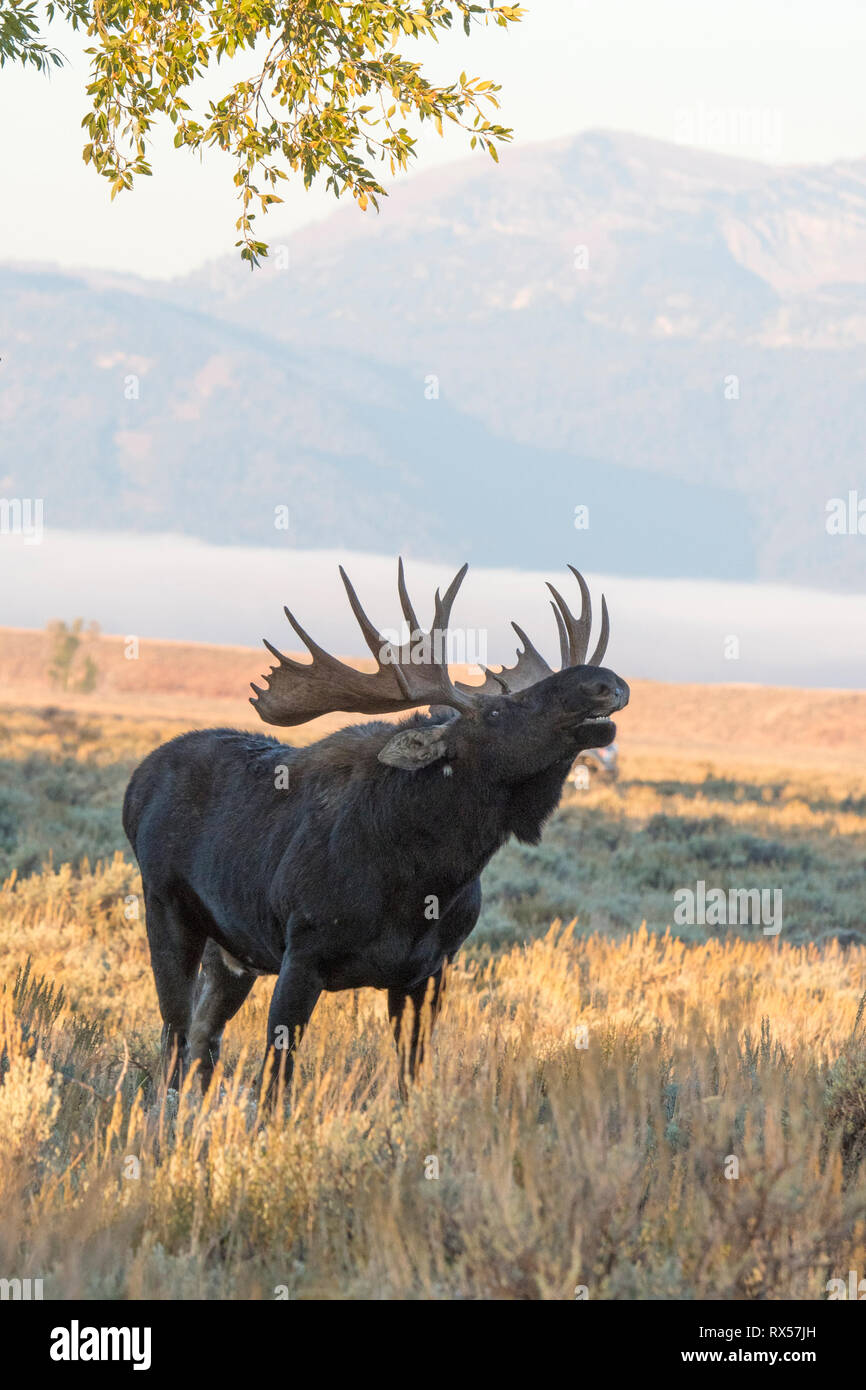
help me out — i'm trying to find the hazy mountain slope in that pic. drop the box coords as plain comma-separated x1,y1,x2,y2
0,263,755,575
170,131,866,591
3,130,866,588
179,130,866,347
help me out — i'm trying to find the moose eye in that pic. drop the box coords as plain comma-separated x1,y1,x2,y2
487,707,502,721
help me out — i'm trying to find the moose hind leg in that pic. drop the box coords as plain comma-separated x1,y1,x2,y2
144,890,207,1090
188,940,256,1092
388,968,445,1101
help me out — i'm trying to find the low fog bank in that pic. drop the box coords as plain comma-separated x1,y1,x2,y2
3,531,865,689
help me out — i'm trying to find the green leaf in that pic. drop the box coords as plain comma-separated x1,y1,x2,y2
7,0,520,265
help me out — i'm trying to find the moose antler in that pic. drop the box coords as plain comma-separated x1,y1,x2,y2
458,565,610,696
251,559,480,726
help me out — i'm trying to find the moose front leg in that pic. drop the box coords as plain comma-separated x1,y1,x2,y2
388,967,445,1101
260,951,321,1110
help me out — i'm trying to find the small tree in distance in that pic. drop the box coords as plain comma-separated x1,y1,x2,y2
46,618,101,694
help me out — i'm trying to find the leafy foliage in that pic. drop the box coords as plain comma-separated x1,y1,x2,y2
0,0,63,70
14,1,523,261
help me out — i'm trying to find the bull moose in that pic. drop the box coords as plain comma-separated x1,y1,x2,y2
122,561,629,1104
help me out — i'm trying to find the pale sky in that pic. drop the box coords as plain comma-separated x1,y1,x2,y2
2,0,866,278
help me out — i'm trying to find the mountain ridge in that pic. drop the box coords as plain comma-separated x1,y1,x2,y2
3,129,865,590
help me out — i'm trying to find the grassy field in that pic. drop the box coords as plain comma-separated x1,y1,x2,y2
1,628,865,1299
2,702,864,946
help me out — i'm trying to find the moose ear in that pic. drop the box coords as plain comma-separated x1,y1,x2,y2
378,726,450,771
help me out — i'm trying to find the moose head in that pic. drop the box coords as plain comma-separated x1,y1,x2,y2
250,560,629,784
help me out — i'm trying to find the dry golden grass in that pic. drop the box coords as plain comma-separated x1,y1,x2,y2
2,631,866,1299
2,896,866,1299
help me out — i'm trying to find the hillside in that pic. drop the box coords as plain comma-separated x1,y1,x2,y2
4,131,866,588
2,624,864,767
